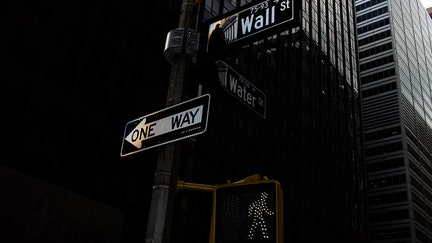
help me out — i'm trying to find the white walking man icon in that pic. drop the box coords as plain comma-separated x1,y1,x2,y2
247,192,274,239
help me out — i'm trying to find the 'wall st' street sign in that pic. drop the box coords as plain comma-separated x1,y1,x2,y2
120,94,210,157
216,60,266,118
208,0,295,45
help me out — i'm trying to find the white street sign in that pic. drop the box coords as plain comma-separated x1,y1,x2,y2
120,94,210,157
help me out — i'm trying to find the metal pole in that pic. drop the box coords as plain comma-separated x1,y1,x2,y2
145,0,196,242
177,180,216,192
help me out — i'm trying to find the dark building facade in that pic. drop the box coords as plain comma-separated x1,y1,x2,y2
2,0,365,242
190,0,366,242
2,1,180,242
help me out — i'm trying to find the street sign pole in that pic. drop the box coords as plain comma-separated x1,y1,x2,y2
145,0,197,242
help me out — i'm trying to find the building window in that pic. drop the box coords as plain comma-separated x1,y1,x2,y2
368,174,406,190
360,55,394,71
362,81,397,98
364,125,400,141
360,68,395,85
358,30,391,47
357,6,388,23
369,208,409,223
370,227,411,240
357,18,390,35
368,191,407,206
356,0,387,12
366,158,405,173
359,42,393,59
365,141,403,157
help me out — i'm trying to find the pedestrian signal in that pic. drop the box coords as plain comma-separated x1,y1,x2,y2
210,178,283,243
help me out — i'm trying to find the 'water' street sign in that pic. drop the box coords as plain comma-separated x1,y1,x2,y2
120,94,210,157
216,61,266,118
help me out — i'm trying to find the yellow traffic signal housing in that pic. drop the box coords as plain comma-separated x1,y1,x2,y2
209,177,283,243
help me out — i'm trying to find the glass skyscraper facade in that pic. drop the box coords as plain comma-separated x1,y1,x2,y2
356,0,432,241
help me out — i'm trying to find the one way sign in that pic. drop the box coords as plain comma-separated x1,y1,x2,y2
120,94,210,157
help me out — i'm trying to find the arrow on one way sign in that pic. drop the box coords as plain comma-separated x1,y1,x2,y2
124,105,203,149
120,94,210,157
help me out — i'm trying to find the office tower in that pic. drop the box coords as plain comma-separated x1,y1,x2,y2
355,0,432,241
173,0,366,242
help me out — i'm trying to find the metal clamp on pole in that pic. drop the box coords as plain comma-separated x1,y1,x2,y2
164,28,200,64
